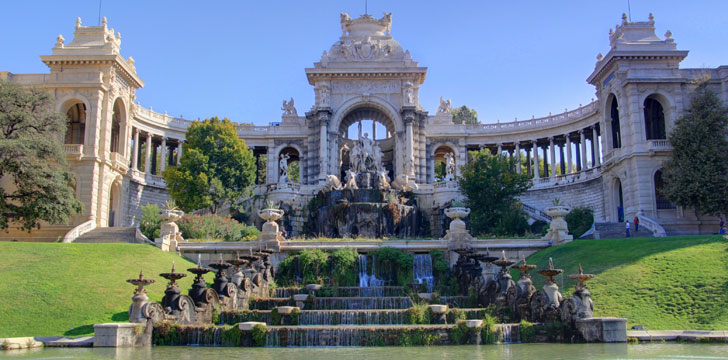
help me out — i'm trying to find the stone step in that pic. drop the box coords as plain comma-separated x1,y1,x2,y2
219,308,488,326
583,222,644,239
74,227,148,243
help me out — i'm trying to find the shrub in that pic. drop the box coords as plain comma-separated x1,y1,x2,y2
565,207,594,238
329,248,359,287
493,204,529,236
519,320,535,342
372,247,414,286
251,324,267,347
298,249,329,284
481,313,499,344
138,203,162,239
405,303,431,325
530,220,548,235
177,214,259,241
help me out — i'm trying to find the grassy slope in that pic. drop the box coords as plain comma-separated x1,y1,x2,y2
517,235,728,330
0,242,212,338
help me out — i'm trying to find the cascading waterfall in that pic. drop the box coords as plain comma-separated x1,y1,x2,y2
298,310,405,325
309,297,412,310
358,255,386,290
413,254,434,293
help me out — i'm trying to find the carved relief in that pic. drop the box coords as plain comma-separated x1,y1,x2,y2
332,80,400,94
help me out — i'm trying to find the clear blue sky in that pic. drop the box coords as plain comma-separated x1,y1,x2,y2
2,1,727,125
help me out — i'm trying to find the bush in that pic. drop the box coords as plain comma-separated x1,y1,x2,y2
493,204,529,236
372,247,413,286
138,203,162,239
519,320,535,342
178,214,259,241
298,249,329,284
530,220,548,235
565,207,594,238
329,248,359,287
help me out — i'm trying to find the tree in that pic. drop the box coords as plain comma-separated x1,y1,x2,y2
458,150,532,235
289,160,300,183
0,81,82,231
451,105,479,125
663,81,728,216
163,117,255,213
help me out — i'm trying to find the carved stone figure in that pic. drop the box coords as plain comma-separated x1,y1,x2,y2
437,96,452,113
344,168,358,190
281,97,297,116
444,152,455,181
381,13,392,35
391,174,417,191
320,174,343,192
405,86,414,104
279,153,290,183
340,13,352,36
319,84,330,105
376,169,390,190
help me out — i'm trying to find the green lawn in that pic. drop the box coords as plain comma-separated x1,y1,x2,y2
517,235,728,330
0,242,212,338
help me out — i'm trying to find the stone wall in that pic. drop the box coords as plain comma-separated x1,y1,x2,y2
124,179,171,227
519,177,606,221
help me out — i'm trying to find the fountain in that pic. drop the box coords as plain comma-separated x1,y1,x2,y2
209,254,237,309
530,257,564,322
126,269,162,323
257,207,285,251
490,251,517,309
512,258,538,320
443,207,475,249
542,199,574,245
413,254,434,293
158,263,197,325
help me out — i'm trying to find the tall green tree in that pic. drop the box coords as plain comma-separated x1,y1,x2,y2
163,117,255,213
0,82,82,230
451,105,479,125
459,150,532,235
663,81,728,216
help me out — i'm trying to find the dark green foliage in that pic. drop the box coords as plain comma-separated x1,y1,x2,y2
0,82,83,231
251,324,267,347
177,214,259,241
565,207,594,238
451,105,479,125
221,326,243,346
430,250,459,296
459,150,532,236
372,247,414,286
329,248,359,286
395,328,439,346
404,303,431,324
543,321,564,341
450,321,478,344
519,320,535,342
481,313,499,344
138,203,161,239
434,160,446,180
298,249,329,284
163,117,255,213
289,161,300,183
493,203,530,236
663,81,728,216
530,220,548,235
446,308,467,323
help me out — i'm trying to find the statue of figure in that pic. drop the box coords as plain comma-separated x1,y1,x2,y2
376,169,391,190
344,168,358,190
437,96,452,113
361,133,374,169
380,13,393,35
349,143,362,174
281,97,297,116
340,13,352,36
372,143,383,172
320,174,343,192
444,152,455,182
319,85,329,105
405,87,415,105
279,153,290,183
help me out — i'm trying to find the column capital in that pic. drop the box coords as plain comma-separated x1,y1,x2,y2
133,127,140,134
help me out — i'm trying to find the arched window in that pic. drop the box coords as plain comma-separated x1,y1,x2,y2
654,170,675,209
279,147,300,184
610,97,621,149
65,102,86,144
644,97,666,140
110,100,122,153
434,145,456,182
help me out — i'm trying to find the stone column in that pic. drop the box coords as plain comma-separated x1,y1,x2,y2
144,133,152,174
515,142,521,174
532,140,540,179
177,142,183,166
497,143,502,156
566,134,573,174
131,128,139,171
319,117,328,180
526,147,531,176
549,137,556,179
580,130,587,170
593,126,601,167
405,119,415,176
372,121,377,140
160,137,167,172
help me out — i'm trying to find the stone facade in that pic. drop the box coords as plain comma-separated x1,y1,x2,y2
2,12,727,240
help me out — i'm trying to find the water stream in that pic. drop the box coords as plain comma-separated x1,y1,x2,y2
413,254,434,292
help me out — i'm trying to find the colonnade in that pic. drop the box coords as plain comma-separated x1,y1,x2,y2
130,127,183,177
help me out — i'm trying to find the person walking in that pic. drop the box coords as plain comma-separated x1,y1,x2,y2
625,220,631,238
634,216,639,233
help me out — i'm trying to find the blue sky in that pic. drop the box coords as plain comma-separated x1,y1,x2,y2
2,1,726,125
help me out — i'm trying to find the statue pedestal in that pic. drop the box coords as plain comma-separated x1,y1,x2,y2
443,207,475,250
575,317,627,342
542,205,574,245
257,209,285,251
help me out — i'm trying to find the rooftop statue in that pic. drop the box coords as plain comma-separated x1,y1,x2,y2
437,96,452,113
281,97,297,116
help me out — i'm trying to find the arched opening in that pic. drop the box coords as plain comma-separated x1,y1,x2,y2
110,99,123,153
434,145,456,182
654,170,675,210
278,147,300,184
108,181,120,227
644,96,666,140
338,106,396,181
65,102,86,144
609,95,622,149
614,178,624,222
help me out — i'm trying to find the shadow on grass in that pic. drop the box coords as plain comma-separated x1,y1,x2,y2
62,311,129,336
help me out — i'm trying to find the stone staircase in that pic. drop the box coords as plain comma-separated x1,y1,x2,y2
74,227,149,244
583,222,640,239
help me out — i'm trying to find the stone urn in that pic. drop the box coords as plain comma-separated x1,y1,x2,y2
443,207,475,250
542,205,574,245
257,208,285,251
157,209,185,252
429,304,449,324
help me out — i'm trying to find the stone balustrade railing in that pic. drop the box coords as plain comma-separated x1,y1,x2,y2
63,144,83,159
62,218,96,243
134,105,192,130
530,166,601,189
648,139,672,151
522,203,552,222
637,213,667,237
465,101,598,133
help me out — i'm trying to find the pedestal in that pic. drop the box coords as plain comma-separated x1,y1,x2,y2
575,317,627,342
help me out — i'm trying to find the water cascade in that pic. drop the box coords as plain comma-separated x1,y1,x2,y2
413,254,434,292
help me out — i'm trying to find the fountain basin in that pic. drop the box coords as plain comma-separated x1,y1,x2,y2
258,208,284,222
238,321,266,331
277,306,298,315
417,293,433,300
444,207,470,219
293,294,309,302
305,284,322,291
465,319,483,328
429,305,448,314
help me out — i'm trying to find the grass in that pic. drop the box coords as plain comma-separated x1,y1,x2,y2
0,242,213,338
516,235,728,330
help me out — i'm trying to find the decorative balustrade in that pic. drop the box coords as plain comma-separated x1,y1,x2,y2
148,174,165,187
433,181,458,189
109,152,129,171
465,101,599,132
522,203,552,222
636,213,667,237
648,139,672,151
62,219,96,243
134,105,192,129
63,144,83,159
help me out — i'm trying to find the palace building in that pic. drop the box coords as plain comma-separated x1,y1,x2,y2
2,12,727,241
